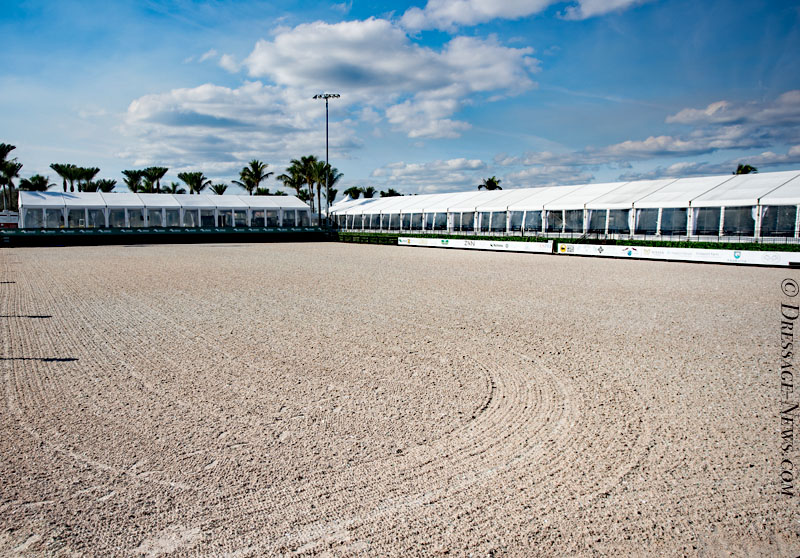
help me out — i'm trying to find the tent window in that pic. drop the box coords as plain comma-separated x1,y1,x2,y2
298,211,310,226
721,206,755,236
433,212,447,230
461,212,475,231
147,209,163,227
381,214,390,229
450,213,461,231
370,214,381,230
546,210,563,233
693,207,720,235
351,214,362,229
202,210,217,227
509,211,523,232
109,209,125,228
564,210,583,233
390,214,400,229
24,209,45,228
479,212,491,232
401,214,411,230
607,210,630,234
67,209,85,228
165,209,180,227
761,205,796,237
635,208,658,234
45,209,63,228
490,211,506,232
411,213,423,230
524,211,541,232
660,208,687,235
234,210,247,227
87,209,105,228
129,209,145,227
283,210,297,227
425,213,434,230
251,210,266,227
183,209,198,227
588,210,606,233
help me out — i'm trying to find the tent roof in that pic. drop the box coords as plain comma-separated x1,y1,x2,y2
239,195,307,209
447,190,512,212
543,182,628,210
759,174,800,206
633,175,732,209
506,186,578,211
691,170,800,207
205,194,249,210
18,191,66,208
101,192,145,208
62,192,106,208
586,179,677,209
136,193,181,208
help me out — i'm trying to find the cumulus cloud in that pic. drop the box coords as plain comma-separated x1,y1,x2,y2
370,158,487,193
242,19,537,138
504,165,595,187
401,0,650,30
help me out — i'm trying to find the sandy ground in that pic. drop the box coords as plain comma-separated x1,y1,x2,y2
1,241,799,557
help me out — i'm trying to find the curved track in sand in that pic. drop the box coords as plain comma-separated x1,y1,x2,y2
1,243,798,556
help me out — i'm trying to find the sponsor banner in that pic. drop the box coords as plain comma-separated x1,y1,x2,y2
2,226,320,237
398,237,552,253
557,243,800,267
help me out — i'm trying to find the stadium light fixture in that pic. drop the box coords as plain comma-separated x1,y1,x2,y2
313,93,340,225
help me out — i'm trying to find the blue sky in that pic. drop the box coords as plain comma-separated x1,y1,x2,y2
2,0,799,195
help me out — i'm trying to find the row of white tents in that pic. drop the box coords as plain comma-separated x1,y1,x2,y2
18,192,312,229
329,170,800,238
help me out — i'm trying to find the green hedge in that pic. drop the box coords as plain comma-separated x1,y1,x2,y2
335,231,800,252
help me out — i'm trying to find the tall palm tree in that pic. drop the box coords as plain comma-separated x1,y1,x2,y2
360,186,377,198
122,169,144,193
1,144,21,209
49,163,75,192
286,155,319,213
139,178,157,193
254,187,272,196
323,164,343,214
177,171,211,195
143,166,168,193
210,183,228,195
478,176,502,190
343,186,361,199
163,181,186,194
233,160,273,195
19,174,54,192
276,168,305,198
734,164,758,175
77,167,100,192
94,179,117,193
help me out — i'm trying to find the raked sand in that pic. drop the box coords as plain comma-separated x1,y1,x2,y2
1,242,798,556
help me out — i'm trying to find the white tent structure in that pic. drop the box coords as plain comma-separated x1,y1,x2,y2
18,192,311,229
329,169,800,240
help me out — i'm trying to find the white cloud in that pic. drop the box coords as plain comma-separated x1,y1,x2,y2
198,49,218,63
504,165,594,187
241,19,537,138
401,0,650,30
219,54,240,73
370,158,487,192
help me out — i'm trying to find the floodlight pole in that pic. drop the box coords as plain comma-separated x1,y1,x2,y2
313,93,340,226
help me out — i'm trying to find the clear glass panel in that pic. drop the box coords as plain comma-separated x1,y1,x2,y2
298,211,310,226
67,208,85,228
202,209,217,227
24,209,45,228
108,209,125,228
45,209,63,228
524,211,541,232
234,210,247,227
479,212,491,232
693,207,720,235
461,212,475,232
635,208,658,234
183,209,197,227
390,214,400,229
563,210,583,233
369,214,380,230
337,215,346,228
425,213,434,230
283,210,297,227
722,206,755,236
128,209,145,227
490,211,506,232
218,211,232,227
450,213,461,231
546,210,563,233
401,214,411,230
434,213,447,230
266,210,279,227
147,209,163,227
411,213,423,230
251,210,266,227
588,210,606,233
351,214,361,229
381,214,390,229
509,211,523,231
607,210,630,234
165,209,180,227
660,208,687,235
87,209,105,228
761,205,796,237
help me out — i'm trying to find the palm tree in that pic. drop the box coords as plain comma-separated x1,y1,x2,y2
343,186,361,199
122,169,144,193
139,178,157,193
233,160,273,195
360,186,377,198
276,169,305,198
478,176,502,190
210,183,228,195
177,171,211,195
1,144,21,209
273,190,288,196
311,159,327,223
94,179,117,193
286,155,319,213
50,163,75,192
163,181,186,194
77,167,100,192
380,188,402,197
734,164,758,175
254,187,272,196
143,166,168,193
323,164,343,214
19,174,54,192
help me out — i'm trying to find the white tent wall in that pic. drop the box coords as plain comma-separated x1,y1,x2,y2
18,192,311,229
329,170,800,241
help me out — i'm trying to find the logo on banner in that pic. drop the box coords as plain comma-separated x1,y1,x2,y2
441,239,449,245
733,251,741,259
559,244,567,253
